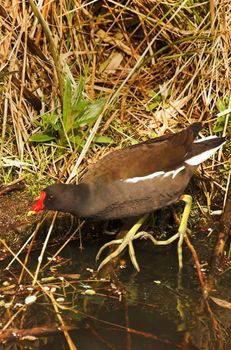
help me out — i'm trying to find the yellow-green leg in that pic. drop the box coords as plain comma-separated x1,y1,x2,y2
96,214,149,272
139,194,192,268
177,194,192,269
96,194,192,272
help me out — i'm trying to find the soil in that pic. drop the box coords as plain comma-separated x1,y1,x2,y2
0,185,76,258
0,186,35,253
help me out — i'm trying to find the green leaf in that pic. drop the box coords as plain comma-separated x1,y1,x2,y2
130,138,139,145
94,135,113,144
72,78,85,108
78,99,105,127
213,115,226,133
73,135,86,147
40,114,59,129
72,100,88,122
150,131,157,138
29,133,56,142
146,101,159,111
217,99,226,112
63,78,73,133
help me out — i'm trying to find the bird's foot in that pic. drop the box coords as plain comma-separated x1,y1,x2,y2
96,214,148,272
96,194,192,272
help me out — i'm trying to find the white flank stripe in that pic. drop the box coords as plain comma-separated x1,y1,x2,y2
164,166,185,179
125,171,164,184
124,166,185,184
185,143,225,166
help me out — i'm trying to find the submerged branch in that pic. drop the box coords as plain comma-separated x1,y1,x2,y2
0,325,79,342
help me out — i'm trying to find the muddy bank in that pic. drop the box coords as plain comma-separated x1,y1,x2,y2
0,186,78,257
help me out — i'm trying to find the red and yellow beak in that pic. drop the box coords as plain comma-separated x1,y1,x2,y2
28,191,46,216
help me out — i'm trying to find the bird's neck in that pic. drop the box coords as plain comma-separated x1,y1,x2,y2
61,183,90,217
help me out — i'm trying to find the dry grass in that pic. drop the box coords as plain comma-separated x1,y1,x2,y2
0,0,230,187
0,1,230,348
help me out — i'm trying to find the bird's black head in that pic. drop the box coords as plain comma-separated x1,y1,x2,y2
28,183,88,215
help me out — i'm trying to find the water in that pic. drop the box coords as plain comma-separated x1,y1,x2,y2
0,227,230,350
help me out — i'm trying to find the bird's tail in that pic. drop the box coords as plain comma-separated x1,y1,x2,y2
185,136,226,166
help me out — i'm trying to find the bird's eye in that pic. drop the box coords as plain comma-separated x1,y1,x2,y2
48,195,54,200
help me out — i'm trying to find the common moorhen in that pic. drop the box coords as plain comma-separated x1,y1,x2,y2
29,122,225,271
